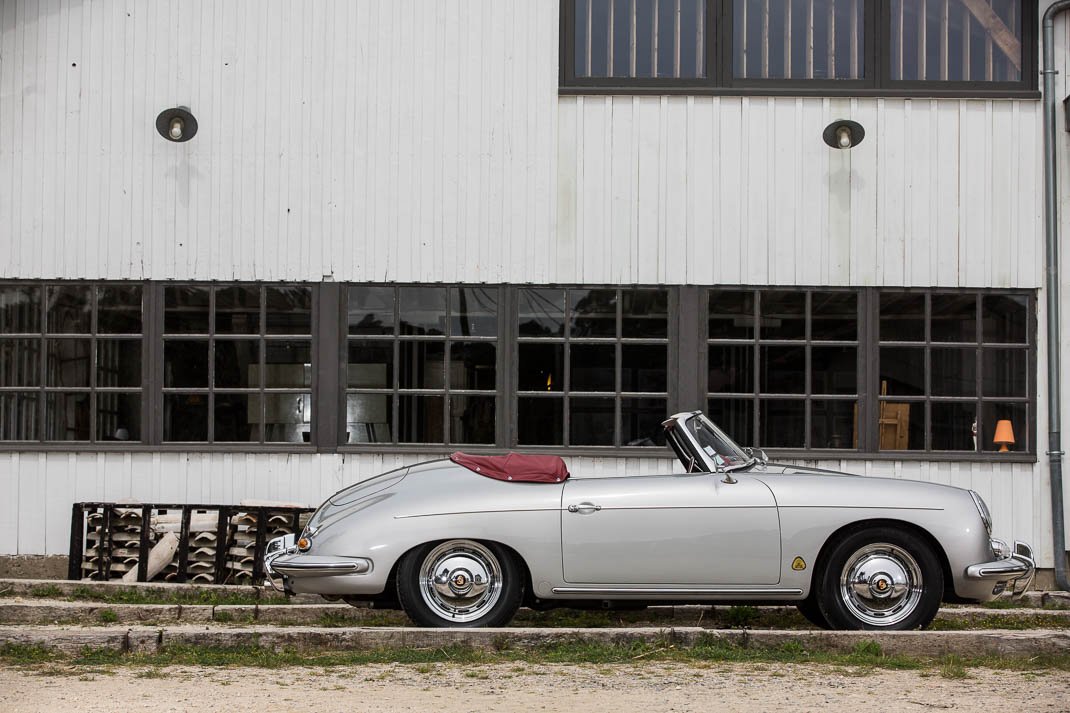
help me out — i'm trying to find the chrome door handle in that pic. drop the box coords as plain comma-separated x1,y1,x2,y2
567,503,602,513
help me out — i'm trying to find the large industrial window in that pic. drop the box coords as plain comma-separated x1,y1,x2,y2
0,284,143,442
561,0,1035,95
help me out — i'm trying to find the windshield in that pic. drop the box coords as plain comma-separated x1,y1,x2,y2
685,414,751,468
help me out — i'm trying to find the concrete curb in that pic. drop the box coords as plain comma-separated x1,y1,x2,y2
2,625,1069,658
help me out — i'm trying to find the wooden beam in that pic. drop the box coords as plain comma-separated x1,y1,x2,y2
959,0,1021,71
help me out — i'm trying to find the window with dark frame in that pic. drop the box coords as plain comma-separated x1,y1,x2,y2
562,0,1035,94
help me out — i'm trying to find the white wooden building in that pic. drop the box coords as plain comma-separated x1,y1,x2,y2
0,0,1067,580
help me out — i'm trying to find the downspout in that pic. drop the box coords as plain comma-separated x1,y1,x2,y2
1042,1,1070,592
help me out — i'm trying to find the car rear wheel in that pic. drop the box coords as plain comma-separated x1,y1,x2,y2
816,527,942,631
795,595,831,629
397,539,522,628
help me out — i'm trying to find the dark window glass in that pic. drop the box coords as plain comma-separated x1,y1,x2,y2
570,289,617,338
932,402,976,451
263,393,312,443
346,394,393,443
518,343,564,392
165,286,210,333
266,286,312,334
0,339,39,386
734,0,865,80
982,402,1027,453
760,345,805,394
451,395,496,444
216,285,260,334
518,397,563,445
622,289,668,338
215,393,255,442
399,287,446,336
264,341,312,388
811,346,857,395
760,291,806,340
621,344,666,392
348,287,395,336
398,394,444,443
98,285,143,334
47,285,91,333
811,400,857,449
621,397,667,446
163,394,208,441
398,341,446,390
96,340,141,387
759,399,805,448
708,344,753,394
931,294,976,342
709,291,754,339
0,392,37,439
811,292,857,340
518,289,565,337
214,340,259,388
570,397,615,446
347,341,393,389
46,339,91,387
878,401,925,451
880,293,925,342
451,288,498,337
0,286,40,333
571,344,616,391
96,393,141,442
983,348,1026,398
45,392,90,440
879,347,925,396
983,294,1028,343
707,398,753,446
164,341,209,388
931,347,976,397
450,342,497,391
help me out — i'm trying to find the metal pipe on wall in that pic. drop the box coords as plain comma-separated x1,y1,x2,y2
1042,0,1070,592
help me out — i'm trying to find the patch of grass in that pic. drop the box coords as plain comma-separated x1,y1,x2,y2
931,613,1070,631
135,667,165,679
938,655,971,679
66,586,263,608
721,606,760,629
0,643,60,665
98,609,119,624
213,611,233,624
30,585,63,599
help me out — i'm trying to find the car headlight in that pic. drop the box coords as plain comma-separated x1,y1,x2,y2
970,490,992,535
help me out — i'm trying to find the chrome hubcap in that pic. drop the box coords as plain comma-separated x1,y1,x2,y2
419,540,502,622
839,543,923,627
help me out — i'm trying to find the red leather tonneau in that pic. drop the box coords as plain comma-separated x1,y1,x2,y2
449,452,570,483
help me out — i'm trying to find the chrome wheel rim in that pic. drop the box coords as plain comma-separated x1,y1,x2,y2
419,540,503,623
839,543,924,627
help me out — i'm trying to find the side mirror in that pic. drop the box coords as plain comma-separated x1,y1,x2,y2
714,454,737,484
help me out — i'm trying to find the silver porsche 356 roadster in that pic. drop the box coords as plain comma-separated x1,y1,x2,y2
265,411,1034,630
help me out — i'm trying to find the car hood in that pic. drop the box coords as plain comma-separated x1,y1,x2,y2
760,462,859,477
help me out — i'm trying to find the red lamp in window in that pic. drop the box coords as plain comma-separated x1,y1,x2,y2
993,420,1015,453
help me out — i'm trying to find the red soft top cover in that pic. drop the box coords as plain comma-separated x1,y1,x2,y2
450,452,570,483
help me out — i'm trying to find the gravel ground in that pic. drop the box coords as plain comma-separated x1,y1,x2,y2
2,663,1069,712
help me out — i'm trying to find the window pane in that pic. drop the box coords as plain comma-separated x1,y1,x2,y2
266,286,312,335
45,392,90,440
348,286,395,336
346,394,393,443
734,0,865,80
518,397,563,445
708,344,753,394
983,347,1027,398
890,0,1022,82
46,339,90,387
399,287,447,336
347,340,393,389
760,345,805,394
0,285,40,333
47,285,91,333
96,393,140,442
707,398,753,446
0,339,39,386
931,347,976,397
880,293,925,342
709,290,754,339
571,344,616,391
621,344,666,392
760,291,805,340
518,343,564,392
164,340,209,388
0,392,38,440
97,285,142,334
621,289,668,338
877,401,924,451
811,346,857,395
811,292,857,340
982,402,1027,453
398,394,444,443
812,400,856,449
215,340,259,388
570,397,615,446
215,393,255,442
758,399,805,448
451,288,498,337
263,393,312,443
932,402,976,451
518,289,565,337
879,347,925,396
399,341,446,389
450,342,497,391
96,340,141,387
570,289,617,337
450,395,495,444
621,397,666,446
931,294,977,342
165,286,210,333
216,285,260,334
163,394,208,441
575,0,707,79
983,294,1028,343
264,340,312,388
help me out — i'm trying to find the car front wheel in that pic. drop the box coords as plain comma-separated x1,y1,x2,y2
816,528,943,631
397,539,522,628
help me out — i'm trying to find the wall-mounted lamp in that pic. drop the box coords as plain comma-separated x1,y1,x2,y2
156,107,198,143
823,119,865,149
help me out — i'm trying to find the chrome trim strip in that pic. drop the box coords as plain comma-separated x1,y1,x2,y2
271,559,372,577
965,540,1035,581
551,587,803,596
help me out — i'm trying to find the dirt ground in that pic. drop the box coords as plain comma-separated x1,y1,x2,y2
2,662,1069,712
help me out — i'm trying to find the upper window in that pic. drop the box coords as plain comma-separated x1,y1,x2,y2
562,0,1035,95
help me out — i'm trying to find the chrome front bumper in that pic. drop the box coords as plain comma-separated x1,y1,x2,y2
965,540,1036,596
263,534,373,594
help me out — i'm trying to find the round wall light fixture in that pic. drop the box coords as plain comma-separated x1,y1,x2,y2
822,119,865,149
156,107,198,142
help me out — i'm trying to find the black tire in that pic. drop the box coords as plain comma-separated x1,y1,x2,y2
397,539,523,628
796,595,832,629
815,527,943,631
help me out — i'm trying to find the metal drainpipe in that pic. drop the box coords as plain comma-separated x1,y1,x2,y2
1043,1,1070,592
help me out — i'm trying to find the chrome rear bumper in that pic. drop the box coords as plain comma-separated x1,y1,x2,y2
263,534,373,593
965,540,1035,596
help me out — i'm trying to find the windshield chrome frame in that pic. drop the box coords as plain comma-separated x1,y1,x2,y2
665,411,757,474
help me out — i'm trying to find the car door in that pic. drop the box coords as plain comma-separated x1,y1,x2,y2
560,472,781,585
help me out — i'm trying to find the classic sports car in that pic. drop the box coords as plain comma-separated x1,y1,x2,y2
265,411,1035,630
